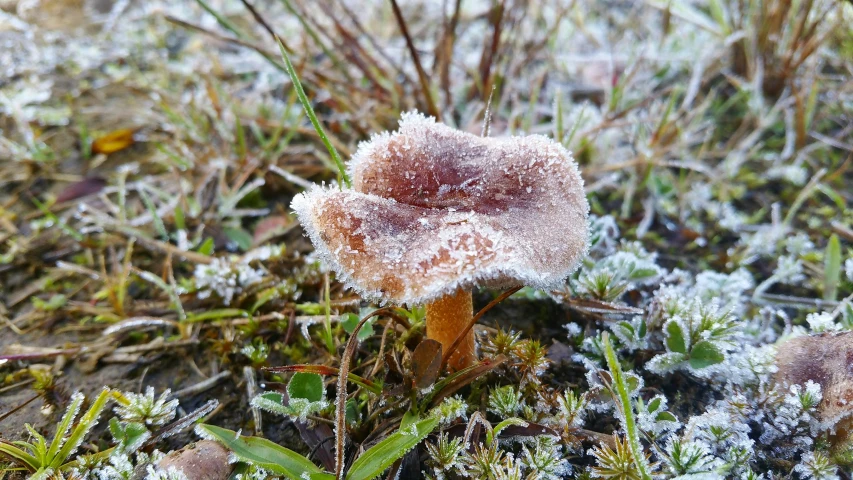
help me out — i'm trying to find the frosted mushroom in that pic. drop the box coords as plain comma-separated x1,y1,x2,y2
775,331,853,438
292,112,589,370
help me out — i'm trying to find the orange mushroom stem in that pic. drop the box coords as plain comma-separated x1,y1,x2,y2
425,288,476,370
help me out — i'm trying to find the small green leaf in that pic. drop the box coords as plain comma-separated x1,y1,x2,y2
824,234,841,301
346,417,439,480
174,205,186,230
638,319,647,338
197,237,215,255
287,373,324,403
341,313,374,340
665,321,687,354
656,411,678,423
688,341,725,369
224,227,253,252
647,397,661,413
345,400,359,425
625,373,640,393
197,424,331,480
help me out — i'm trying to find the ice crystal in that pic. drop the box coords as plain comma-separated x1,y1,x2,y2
114,387,179,427
845,257,853,282
564,322,583,337
291,111,590,305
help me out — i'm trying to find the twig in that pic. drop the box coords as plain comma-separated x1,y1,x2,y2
440,286,523,371
334,307,398,479
171,371,231,399
389,0,441,120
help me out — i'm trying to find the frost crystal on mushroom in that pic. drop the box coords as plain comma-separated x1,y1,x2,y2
291,111,589,305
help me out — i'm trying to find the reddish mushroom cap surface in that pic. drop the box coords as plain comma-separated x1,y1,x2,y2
291,112,589,305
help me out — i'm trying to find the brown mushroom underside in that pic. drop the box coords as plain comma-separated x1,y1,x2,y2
292,112,589,305
775,331,853,431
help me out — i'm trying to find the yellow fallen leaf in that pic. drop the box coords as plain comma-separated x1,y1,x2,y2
92,128,135,155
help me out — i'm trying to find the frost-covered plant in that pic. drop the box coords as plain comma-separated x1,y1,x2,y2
424,433,465,480
635,395,679,438
758,381,823,457
481,327,523,357
240,341,271,365
599,332,654,480
114,387,179,427
146,464,190,480
432,396,469,426
512,339,550,386
192,257,265,305
0,389,111,478
489,385,523,418
251,373,328,423
794,451,839,480
805,312,842,333
520,436,571,479
662,438,722,477
611,316,649,351
575,244,663,302
460,442,507,480
589,435,651,480
693,269,754,316
551,390,590,431
646,297,739,375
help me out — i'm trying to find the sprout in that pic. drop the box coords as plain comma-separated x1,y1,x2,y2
292,112,589,369
114,387,179,427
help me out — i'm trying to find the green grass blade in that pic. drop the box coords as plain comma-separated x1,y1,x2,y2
194,0,251,39
602,332,652,480
824,234,841,301
197,424,331,480
345,417,439,480
275,37,350,188
0,441,41,471
51,388,111,469
44,393,84,466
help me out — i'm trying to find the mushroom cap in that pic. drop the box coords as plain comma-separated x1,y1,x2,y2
291,112,589,305
775,331,853,429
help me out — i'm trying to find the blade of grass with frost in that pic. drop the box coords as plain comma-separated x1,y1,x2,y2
279,0,351,81
134,268,186,322
194,0,251,41
276,37,350,188
138,187,168,241
30,197,82,242
602,332,652,480
824,234,841,301
192,0,287,75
